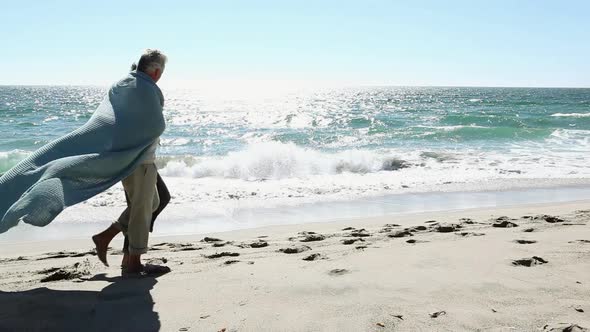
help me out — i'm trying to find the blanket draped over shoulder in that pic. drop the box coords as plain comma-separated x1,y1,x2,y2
0,71,165,234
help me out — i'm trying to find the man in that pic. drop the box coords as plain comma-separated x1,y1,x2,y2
0,50,167,276
93,51,169,275
92,173,170,274
121,173,170,271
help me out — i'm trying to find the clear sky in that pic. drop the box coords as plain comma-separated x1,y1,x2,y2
2,0,589,87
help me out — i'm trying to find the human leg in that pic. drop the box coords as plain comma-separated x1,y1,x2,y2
125,164,158,272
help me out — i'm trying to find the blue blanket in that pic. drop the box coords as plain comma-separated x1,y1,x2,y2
0,71,165,234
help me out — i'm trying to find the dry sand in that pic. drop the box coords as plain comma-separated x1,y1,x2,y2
1,200,589,331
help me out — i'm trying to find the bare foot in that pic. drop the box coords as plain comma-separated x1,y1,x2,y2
126,254,143,273
92,225,121,267
92,234,110,267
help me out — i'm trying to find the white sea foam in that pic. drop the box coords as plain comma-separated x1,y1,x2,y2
414,124,488,131
160,138,191,146
159,142,412,180
0,150,30,173
150,138,590,213
43,116,59,122
85,141,590,219
547,129,590,149
551,113,590,118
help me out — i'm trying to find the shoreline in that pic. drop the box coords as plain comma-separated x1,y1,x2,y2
2,198,589,255
1,183,590,246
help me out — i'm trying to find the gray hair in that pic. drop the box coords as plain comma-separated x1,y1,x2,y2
136,49,167,74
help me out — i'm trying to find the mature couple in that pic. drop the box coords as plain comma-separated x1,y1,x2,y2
0,49,171,276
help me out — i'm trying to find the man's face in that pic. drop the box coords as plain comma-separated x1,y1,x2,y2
151,66,165,83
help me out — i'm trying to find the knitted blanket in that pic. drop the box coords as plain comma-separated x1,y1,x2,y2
0,71,165,234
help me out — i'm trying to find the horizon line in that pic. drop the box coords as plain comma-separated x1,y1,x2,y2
1,83,589,89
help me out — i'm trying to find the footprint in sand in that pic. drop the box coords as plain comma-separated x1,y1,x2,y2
349,229,371,237
495,216,516,221
534,215,565,223
37,250,96,260
175,247,203,252
150,242,176,250
152,243,201,252
493,218,519,228
146,258,168,265
342,238,365,245
167,243,203,252
279,246,312,254
406,225,428,233
380,224,401,233
406,239,429,244
298,232,326,242
302,253,323,261
456,232,485,237
430,311,446,318
236,240,269,248
38,261,91,282
249,240,269,248
204,252,240,259
543,323,587,331
202,237,224,243
512,256,548,267
329,269,350,276
388,230,413,238
513,239,537,244
435,223,462,233
460,218,476,224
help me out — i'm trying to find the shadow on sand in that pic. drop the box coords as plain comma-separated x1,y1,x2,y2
0,274,161,332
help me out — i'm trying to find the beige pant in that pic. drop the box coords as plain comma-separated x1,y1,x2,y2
114,164,159,255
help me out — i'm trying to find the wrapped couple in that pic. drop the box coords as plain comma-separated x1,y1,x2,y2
0,49,171,276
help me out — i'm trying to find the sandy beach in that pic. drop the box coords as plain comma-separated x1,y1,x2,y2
1,199,589,331
2,1,589,331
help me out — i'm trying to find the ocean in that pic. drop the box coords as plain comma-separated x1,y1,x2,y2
1,85,590,239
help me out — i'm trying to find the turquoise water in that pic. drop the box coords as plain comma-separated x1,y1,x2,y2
3,85,590,241
1,86,589,205
2,87,589,157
